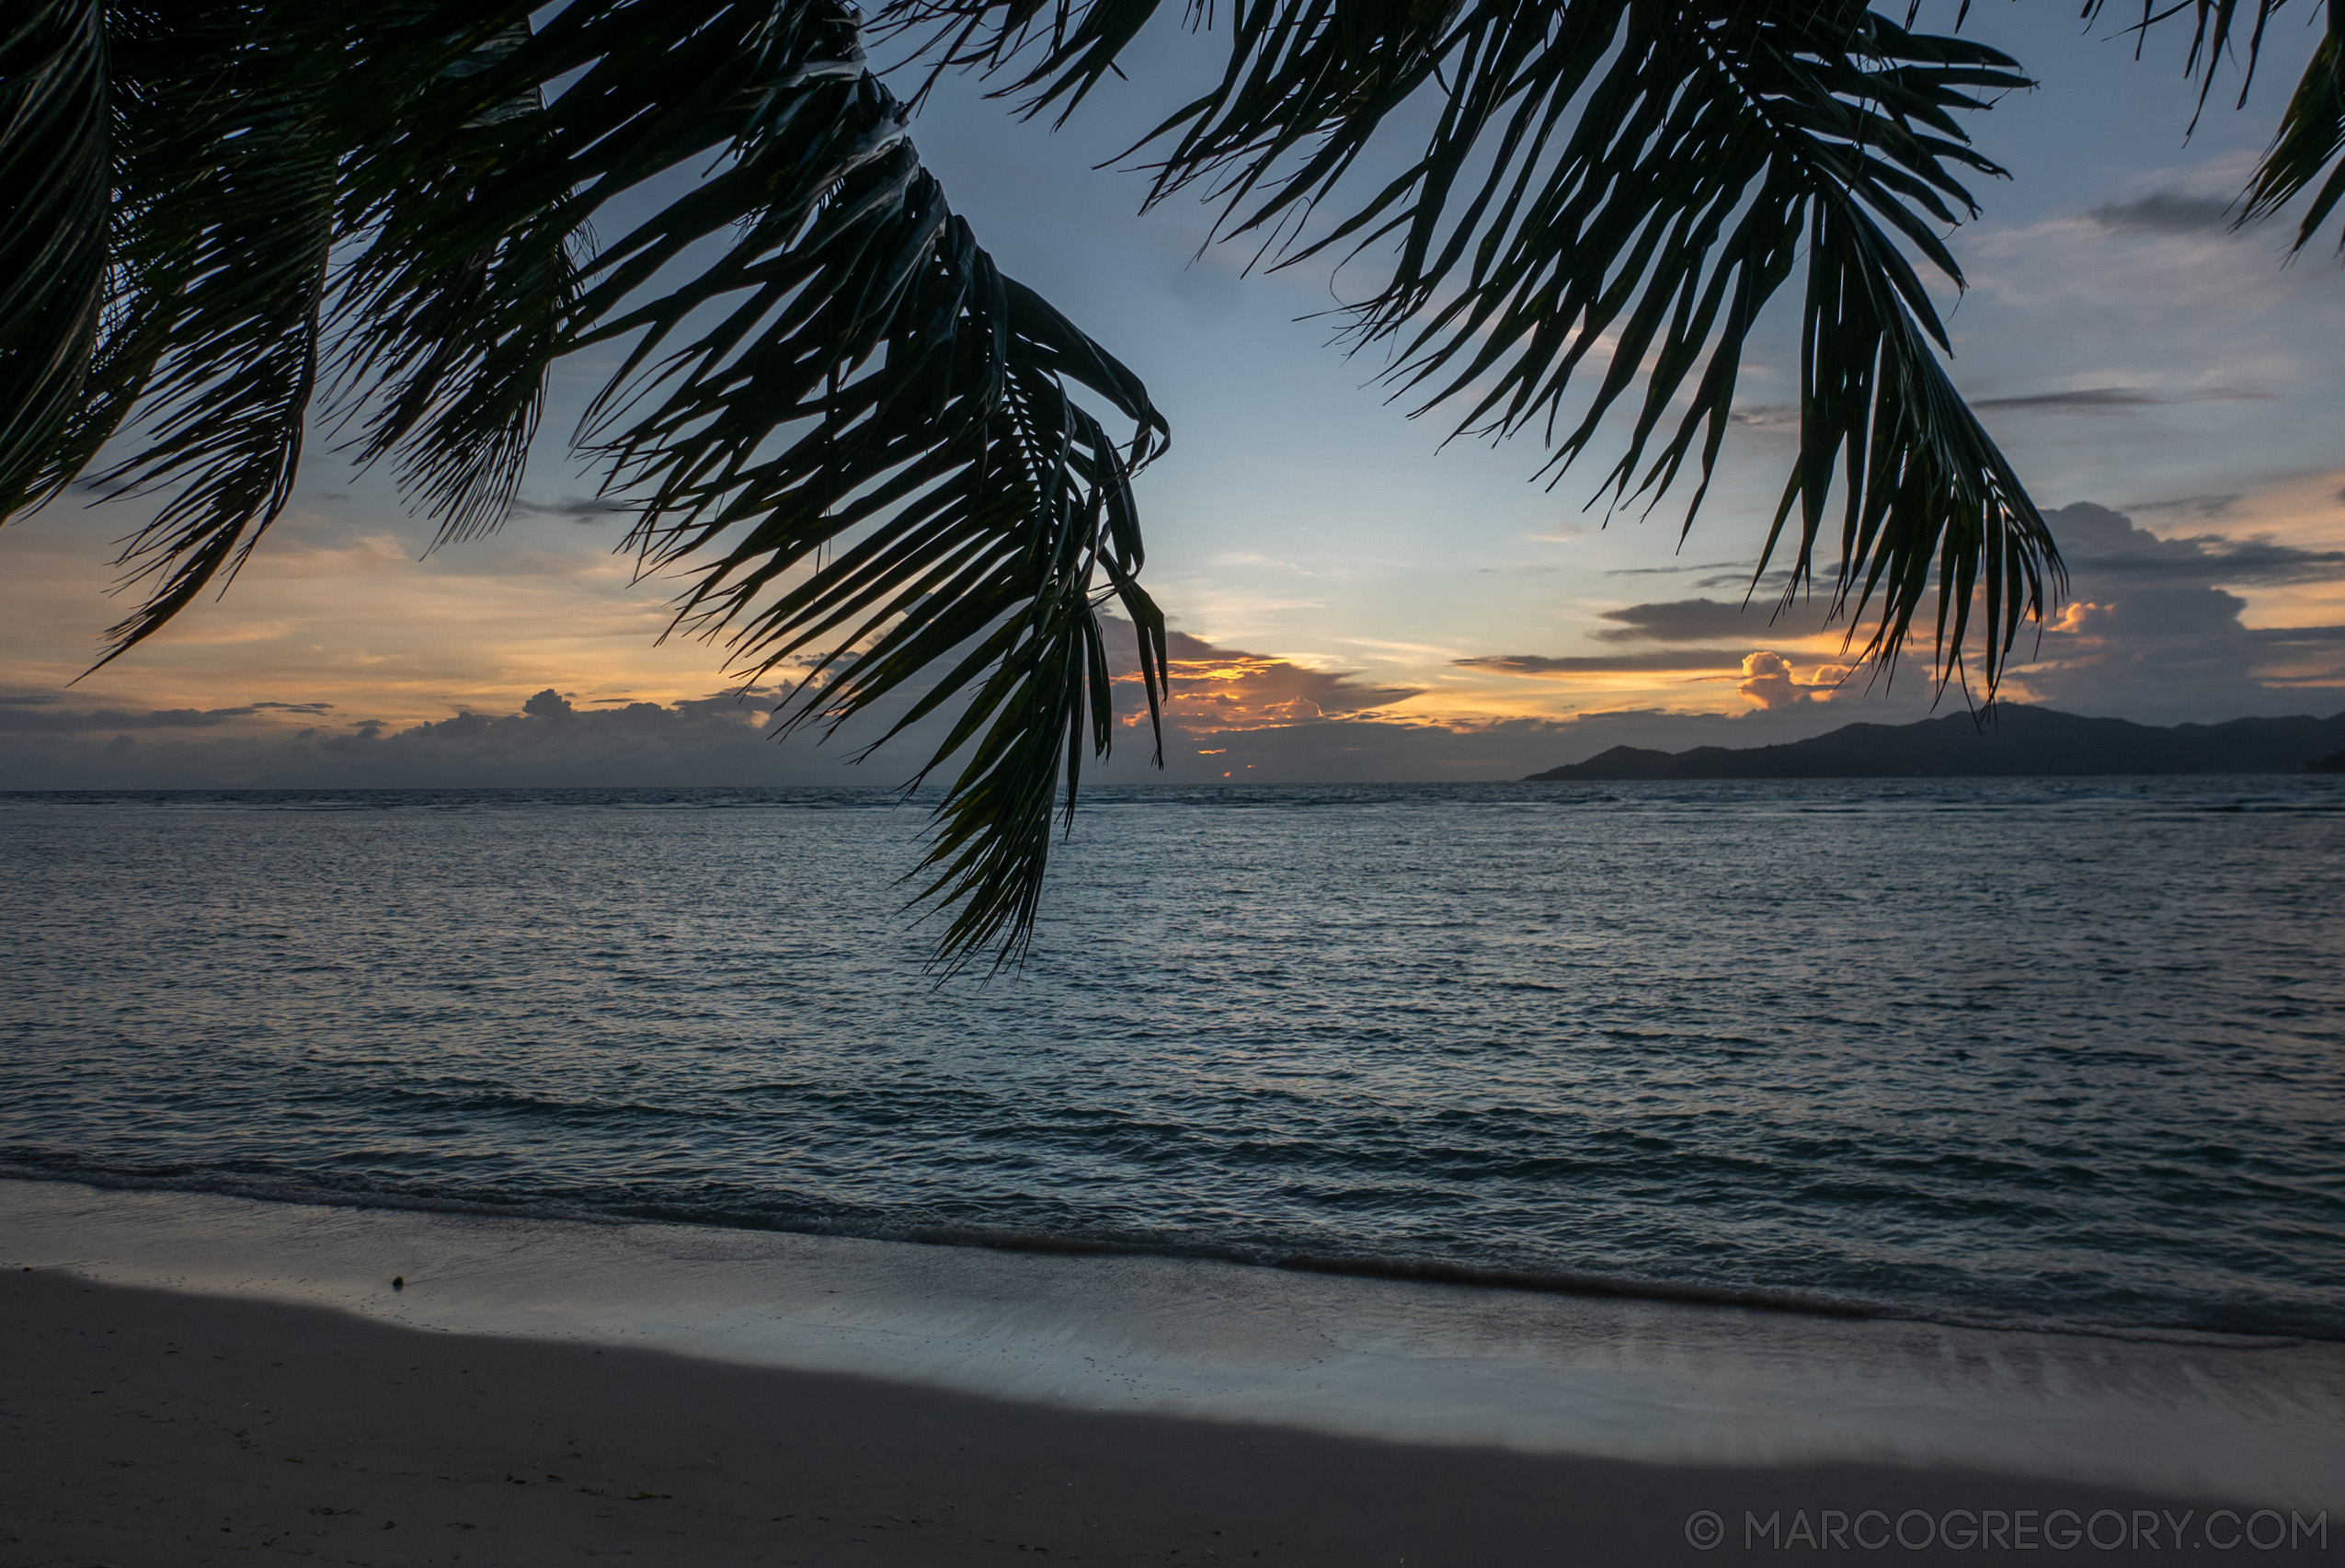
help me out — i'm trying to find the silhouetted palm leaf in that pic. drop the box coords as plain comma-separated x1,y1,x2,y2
5,0,2334,963
893,0,2063,683
77,5,338,657
2070,1,2342,253
0,0,1168,967
0,0,109,521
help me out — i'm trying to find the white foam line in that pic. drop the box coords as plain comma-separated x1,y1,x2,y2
6,1178,2338,1507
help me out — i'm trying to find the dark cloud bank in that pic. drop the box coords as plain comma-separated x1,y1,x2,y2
0,690,880,791
2021,502,2345,718
0,673,1909,789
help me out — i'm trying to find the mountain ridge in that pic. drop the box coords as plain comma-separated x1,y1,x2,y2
1524,705,2345,781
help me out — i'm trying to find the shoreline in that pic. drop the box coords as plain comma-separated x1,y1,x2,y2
5,1180,2341,1518
3,1165,2320,1350
17,1271,2334,1567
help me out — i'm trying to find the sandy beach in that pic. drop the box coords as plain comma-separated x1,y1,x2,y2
4,1183,2338,1565
12,1268,2334,1568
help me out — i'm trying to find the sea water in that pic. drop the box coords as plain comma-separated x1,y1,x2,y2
3,779,2339,1340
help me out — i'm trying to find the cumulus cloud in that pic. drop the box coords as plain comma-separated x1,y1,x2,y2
1735,651,1851,710
2007,502,2345,721
1463,649,1847,711
1445,503,2345,730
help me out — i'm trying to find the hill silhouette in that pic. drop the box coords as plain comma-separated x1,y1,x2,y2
1526,705,2345,781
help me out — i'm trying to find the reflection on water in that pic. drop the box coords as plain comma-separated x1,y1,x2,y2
3,778,2340,1337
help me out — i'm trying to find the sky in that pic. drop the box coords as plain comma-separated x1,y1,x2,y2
4,2,2343,788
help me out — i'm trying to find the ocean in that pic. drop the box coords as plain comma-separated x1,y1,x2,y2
4,778,2340,1342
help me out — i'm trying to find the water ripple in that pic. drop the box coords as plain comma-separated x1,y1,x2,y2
2,776,2340,1338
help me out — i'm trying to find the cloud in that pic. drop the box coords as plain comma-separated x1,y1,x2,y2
2006,503,2345,720
0,688,880,788
509,495,637,521
1973,386,2276,412
1591,597,1792,644
2085,193,2236,235
1441,504,2345,727
2119,493,2242,519
1088,699,1927,783
1441,598,1843,685
1738,651,1802,710
1092,623,1919,778
15,521,2336,793
1607,561,1747,578
1113,625,1420,727
0,652,1850,789
1458,647,1847,705
2052,501,2345,588
0,616,1432,789
0,703,334,734
1331,636,1468,659
1451,651,1748,675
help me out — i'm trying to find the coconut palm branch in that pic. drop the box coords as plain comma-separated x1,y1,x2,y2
6,0,2337,964
0,0,1170,967
892,0,2340,681
2093,0,2345,251
890,0,2064,679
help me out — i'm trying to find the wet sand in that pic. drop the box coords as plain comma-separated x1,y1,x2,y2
6,1268,2330,1567
3,1181,2339,1564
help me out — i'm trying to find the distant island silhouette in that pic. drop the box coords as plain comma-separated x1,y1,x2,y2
1526,705,2345,781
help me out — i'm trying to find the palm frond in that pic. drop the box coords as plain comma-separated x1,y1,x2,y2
0,0,1169,966
2238,6,2345,249
2080,0,2343,252
300,0,1168,965
0,0,109,521
635,260,1169,964
322,20,580,546
889,0,2071,687
462,0,1170,965
78,5,337,663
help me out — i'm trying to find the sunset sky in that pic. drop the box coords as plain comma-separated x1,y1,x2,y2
4,3,2342,786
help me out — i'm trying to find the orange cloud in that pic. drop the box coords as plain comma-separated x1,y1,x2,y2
1114,627,1419,730
1736,651,1859,710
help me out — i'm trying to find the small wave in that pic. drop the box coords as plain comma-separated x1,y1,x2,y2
3,1162,2329,1348
1270,1252,1885,1318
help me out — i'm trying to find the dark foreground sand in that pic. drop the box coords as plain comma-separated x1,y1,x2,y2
3,1269,2328,1567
